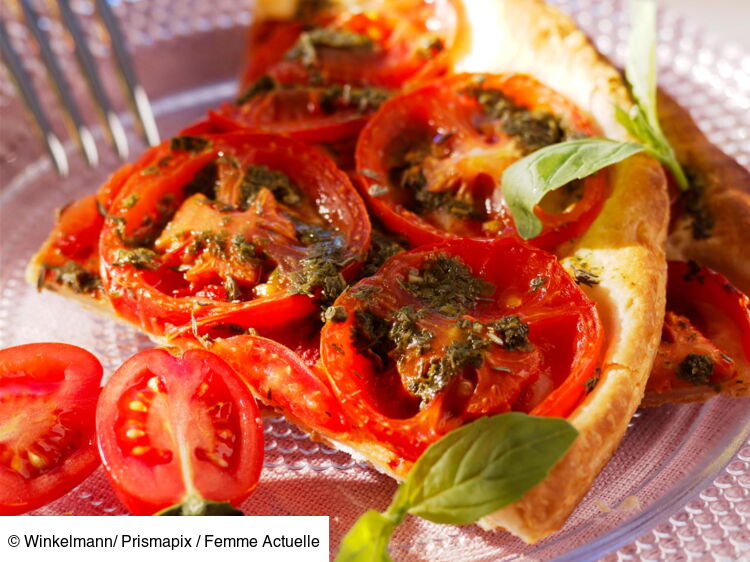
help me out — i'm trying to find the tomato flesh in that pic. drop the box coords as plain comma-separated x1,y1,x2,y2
356,74,607,250
225,1,461,143
320,238,603,461
99,132,370,337
96,348,263,515
647,261,750,395
0,343,102,515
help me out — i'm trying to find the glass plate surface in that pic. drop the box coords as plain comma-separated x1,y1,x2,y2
1,1,749,560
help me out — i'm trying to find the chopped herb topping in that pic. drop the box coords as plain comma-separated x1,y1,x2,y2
402,254,492,317
223,275,241,302
573,267,600,287
407,331,488,406
676,353,714,387
351,308,391,370
170,136,210,153
389,306,432,355
488,315,531,351
462,79,569,154
324,305,348,323
319,84,389,114
189,230,229,258
289,228,347,307
240,165,300,208
112,248,160,270
393,142,477,219
584,370,601,393
286,28,374,66
121,194,139,209
681,168,714,239
232,233,259,263
184,162,219,200
530,276,548,292
236,75,276,105
361,229,406,277
417,34,445,58
352,285,379,300
46,261,101,294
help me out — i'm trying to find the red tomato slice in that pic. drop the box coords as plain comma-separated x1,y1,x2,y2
355,73,607,250
96,348,263,515
0,343,102,515
99,132,370,337
647,261,750,395
203,335,350,435
320,238,602,462
227,1,462,143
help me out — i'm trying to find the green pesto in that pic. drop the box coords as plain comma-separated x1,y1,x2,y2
286,28,374,67
240,165,301,209
462,80,568,154
46,261,101,294
184,161,219,200
401,254,492,317
389,306,433,355
170,136,210,153
676,353,714,387
236,75,276,106
112,248,160,270
319,84,390,114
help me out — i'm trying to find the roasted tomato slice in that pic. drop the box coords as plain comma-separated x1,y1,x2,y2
219,0,462,143
194,335,351,435
0,343,102,515
647,261,750,396
96,348,263,515
320,238,603,462
356,73,607,249
99,132,370,337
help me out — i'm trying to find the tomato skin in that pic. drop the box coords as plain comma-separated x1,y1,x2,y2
96,348,264,515
0,343,102,515
200,335,351,435
98,132,370,337
647,261,750,394
355,73,607,250
320,238,602,461
231,1,461,144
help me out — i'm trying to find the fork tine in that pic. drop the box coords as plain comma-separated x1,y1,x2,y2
56,0,129,160
19,0,98,167
95,0,160,147
0,17,69,177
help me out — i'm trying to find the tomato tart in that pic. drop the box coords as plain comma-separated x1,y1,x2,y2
24,0,749,544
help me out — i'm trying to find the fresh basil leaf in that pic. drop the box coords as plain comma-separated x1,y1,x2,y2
335,414,578,561
403,413,578,524
502,138,644,239
621,0,688,190
155,499,244,516
335,510,397,562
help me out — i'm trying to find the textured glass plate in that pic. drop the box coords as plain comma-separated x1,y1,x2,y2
1,1,749,560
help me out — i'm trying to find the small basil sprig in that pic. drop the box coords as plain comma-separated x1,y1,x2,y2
503,139,644,239
504,0,688,240
336,413,578,562
615,0,688,190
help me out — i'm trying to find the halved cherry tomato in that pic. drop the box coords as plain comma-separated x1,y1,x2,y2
96,348,263,515
0,343,102,515
222,0,462,143
355,73,607,250
647,261,750,395
99,132,370,337
320,238,602,462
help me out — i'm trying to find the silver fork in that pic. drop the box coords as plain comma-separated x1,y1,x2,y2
0,0,160,177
